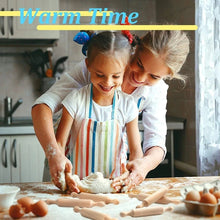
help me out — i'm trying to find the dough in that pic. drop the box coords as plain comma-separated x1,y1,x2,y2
71,172,116,193
58,170,66,191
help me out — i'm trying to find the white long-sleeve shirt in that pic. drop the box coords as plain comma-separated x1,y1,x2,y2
34,60,168,155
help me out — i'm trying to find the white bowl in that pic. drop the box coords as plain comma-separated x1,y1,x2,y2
0,185,20,211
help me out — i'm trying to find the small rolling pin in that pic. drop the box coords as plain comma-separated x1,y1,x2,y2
137,185,172,208
156,196,181,204
129,193,181,204
74,206,117,220
128,193,149,201
46,198,105,208
120,206,173,217
71,192,119,205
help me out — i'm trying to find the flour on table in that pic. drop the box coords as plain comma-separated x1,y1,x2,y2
72,172,116,193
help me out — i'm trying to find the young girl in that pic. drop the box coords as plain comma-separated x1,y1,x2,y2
55,31,143,190
32,30,189,191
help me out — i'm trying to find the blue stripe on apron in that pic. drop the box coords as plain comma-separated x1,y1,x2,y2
91,121,97,173
137,97,142,109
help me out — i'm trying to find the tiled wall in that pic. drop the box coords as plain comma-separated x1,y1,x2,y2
0,0,156,118
156,0,196,168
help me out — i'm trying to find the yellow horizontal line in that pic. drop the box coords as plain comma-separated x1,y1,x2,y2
37,25,198,31
0,11,112,16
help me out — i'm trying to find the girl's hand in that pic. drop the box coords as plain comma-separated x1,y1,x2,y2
111,164,130,192
65,172,80,193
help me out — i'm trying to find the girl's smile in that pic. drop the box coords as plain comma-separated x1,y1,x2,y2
98,84,115,92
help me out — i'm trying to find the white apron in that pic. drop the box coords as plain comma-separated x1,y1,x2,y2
69,85,126,179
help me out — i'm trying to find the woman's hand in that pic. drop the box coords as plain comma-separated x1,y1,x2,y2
47,149,72,190
125,158,147,189
111,159,147,192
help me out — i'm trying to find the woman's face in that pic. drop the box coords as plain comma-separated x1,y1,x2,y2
127,47,170,87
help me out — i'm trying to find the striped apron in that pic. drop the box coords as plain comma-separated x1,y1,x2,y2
70,85,125,179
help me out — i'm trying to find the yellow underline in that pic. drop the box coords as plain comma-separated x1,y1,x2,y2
0,11,112,16
37,25,198,31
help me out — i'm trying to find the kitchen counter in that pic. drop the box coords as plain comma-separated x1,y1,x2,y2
138,115,185,131
1,176,220,219
0,117,34,135
0,116,185,136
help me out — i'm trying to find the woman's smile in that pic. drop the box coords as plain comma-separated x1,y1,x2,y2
131,72,145,85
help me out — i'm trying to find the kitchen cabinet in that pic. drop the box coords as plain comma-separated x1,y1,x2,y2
0,0,59,39
0,135,45,183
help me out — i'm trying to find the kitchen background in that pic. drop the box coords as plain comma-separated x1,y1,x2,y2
0,0,195,177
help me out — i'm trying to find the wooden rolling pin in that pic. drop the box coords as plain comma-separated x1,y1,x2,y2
128,193,149,201
156,196,181,204
129,193,181,204
46,198,105,208
137,185,172,208
120,206,173,217
74,206,117,220
71,192,119,205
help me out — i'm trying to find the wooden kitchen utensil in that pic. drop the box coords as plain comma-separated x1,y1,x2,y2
120,206,173,217
129,193,181,204
71,192,119,204
74,206,117,220
137,185,172,208
129,193,150,201
45,49,53,77
46,198,105,208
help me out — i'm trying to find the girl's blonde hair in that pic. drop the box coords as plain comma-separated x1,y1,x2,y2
139,31,190,81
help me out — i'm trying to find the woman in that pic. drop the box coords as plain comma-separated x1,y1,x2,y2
32,30,190,191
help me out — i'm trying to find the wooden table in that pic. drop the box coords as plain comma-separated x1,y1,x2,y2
1,176,220,219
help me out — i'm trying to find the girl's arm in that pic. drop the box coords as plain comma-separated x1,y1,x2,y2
126,116,143,161
56,107,74,153
55,107,80,193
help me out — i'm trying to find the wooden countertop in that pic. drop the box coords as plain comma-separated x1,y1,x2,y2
1,176,220,219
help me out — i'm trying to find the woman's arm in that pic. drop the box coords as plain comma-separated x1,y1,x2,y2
126,118,163,188
32,61,90,190
31,104,73,190
126,146,164,184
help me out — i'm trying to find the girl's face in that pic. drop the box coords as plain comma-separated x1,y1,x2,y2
128,47,170,87
86,54,125,100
